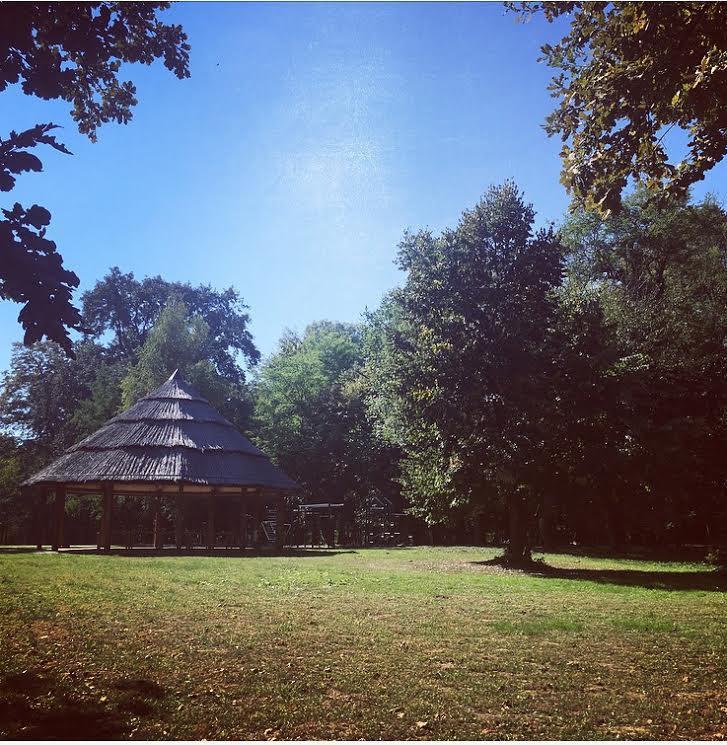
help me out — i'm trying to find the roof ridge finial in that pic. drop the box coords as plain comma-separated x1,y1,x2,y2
167,368,181,382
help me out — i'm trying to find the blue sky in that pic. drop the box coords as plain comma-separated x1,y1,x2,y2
3,2,727,374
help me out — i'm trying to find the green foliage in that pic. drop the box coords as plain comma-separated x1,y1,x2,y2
559,189,727,545
364,183,567,552
511,2,727,214
120,296,253,430
254,322,397,506
82,267,259,379
0,435,23,527
0,3,190,354
0,340,113,530
121,297,211,407
0,3,190,141
70,361,125,439
0,125,80,355
0,341,109,457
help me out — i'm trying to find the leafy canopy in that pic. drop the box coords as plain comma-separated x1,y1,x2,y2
0,340,111,458
120,296,253,430
254,322,396,505
0,125,80,354
123,297,221,402
560,189,727,529
82,267,259,381
365,183,566,545
0,2,190,141
510,2,727,214
0,3,190,354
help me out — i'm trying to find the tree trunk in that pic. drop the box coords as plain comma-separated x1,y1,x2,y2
504,492,531,563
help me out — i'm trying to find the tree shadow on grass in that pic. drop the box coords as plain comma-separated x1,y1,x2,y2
470,557,727,592
0,670,127,740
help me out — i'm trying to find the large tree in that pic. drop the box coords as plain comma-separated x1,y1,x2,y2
121,296,253,431
82,267,259,381
0,3,190,354
511,2,727,215
365,183,568,561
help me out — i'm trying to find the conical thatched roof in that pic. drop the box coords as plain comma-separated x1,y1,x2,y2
24,370,297,491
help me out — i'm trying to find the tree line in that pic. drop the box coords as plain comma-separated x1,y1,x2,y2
2,2,727,559
1,182,726,559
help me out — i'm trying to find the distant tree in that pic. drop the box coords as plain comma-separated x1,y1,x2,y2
0,340,110,459
82,268,259,380
510,2,727,215
70,360,126,438
560,189,727,546
0,269,258,484
365,183,566,562
121,297,252,430
0,433,24,530
253,322,397,511
0,3,190,353
0,339,127,539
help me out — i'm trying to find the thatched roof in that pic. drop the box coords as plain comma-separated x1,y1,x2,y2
23,370,298,492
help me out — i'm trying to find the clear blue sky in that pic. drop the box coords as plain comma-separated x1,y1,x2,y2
3,2,726,373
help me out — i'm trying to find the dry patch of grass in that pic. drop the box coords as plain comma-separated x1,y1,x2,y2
1,546,726,739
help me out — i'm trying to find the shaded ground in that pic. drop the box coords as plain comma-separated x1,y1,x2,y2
1,546,726,740
473,556,727,592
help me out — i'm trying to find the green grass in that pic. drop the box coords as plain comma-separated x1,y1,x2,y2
1,546,726,740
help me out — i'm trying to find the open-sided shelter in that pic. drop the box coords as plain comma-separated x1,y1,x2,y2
22,370,298,551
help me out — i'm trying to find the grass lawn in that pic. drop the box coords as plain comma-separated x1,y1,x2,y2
1,546,726,740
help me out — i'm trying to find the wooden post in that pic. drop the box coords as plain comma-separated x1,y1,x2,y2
52,484,66,551
207,490,216,550
239,490,248,549
175,486,184,550
275,493,285,551
328,502,335,548
33,487,45,550
153,490,163,550
99,483,114,550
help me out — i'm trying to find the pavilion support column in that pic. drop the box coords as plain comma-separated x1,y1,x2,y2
207,490,216,551
33,487,46,550
275,493,286,552
153,490,163,550
101,483,114,551
328,503,335,548
175,487,185,550
52,484,66,551
239,490,248,550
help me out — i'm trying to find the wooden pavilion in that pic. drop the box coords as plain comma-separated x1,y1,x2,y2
22,370,298,552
